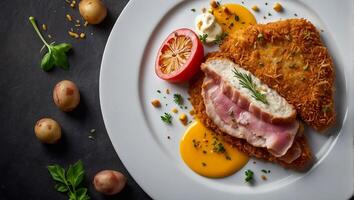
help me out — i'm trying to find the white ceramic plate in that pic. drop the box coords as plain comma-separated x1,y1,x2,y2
100,0,353,199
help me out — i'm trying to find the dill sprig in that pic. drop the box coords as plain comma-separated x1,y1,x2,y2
232,68,269,105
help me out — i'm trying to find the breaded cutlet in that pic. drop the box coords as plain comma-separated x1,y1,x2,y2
212,18,335,131
189,74,313,170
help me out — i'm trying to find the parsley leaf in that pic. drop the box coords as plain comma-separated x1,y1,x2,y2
161,112,172,124
47,160,90,200
173,93,184,105
244,169,254,183
199,34,208,44
29,16,72,71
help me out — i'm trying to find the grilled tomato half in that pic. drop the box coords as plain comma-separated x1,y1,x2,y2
155,28,204,82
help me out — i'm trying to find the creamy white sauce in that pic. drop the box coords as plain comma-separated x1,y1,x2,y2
194,13,222,43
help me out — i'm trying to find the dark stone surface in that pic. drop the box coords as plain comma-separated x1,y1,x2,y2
0,0,151,199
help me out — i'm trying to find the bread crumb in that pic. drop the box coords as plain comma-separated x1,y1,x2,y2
273,2,283,12
79,33,85,39
66,14,72,22
261,175,267,181
251,5,260,12
151,99,161,107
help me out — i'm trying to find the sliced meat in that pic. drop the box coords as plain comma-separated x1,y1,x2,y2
201,58,296,124
202,76,300,158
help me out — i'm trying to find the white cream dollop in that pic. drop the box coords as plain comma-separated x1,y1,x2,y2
194,13,222,43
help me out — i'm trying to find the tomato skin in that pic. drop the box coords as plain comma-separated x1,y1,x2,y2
155,28,204,83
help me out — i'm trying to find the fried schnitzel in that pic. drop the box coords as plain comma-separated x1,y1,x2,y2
211,18,335,131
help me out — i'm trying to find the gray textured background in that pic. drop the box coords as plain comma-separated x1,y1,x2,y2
0,0,151,199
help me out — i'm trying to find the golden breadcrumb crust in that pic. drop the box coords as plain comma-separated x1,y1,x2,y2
212,18,335,131
189,74,313,170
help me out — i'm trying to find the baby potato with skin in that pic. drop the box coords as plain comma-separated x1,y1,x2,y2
93,170,127,195
53,80,80,112
34,118,62,144
79,0,107,25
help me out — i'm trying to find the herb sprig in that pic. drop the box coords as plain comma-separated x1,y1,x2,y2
232,68,269,105
244,169,254,183
29,16,72,71
161,112,172,124
47,160,90,200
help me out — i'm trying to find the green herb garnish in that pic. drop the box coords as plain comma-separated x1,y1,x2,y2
261,169,268,173
244,169,254,183
161,112,172,124
213,142,226,153
232,68,269,105
29,16,72,71
47,160,89,200
199,34,208,44
234,15,240,21
214,32,228,45
173,93,184,105
191,8,196,12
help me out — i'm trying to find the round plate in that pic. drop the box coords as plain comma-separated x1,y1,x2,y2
100,0,353,199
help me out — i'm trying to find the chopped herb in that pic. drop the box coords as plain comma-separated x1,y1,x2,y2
191,8,196,12
203,150,207,154
268,12,272,16
157,90,161,93
294,13,298,17
225,155,231,160
268,170,271,173
261,169,268,173
214,32,228,45
232,68,269,105
167,136,171,139
213,142,226,153
234,15,240,21
263,16,267,19
199,34,208,43
202,162,207,167
245,169,254,183
173,93,184,105
265,2,268,5
161,113,172,124
184,106,188,109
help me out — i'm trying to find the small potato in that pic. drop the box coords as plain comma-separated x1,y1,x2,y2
53,80,80,112
79,0,107,25
93,170,127,195
34,118,62,144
